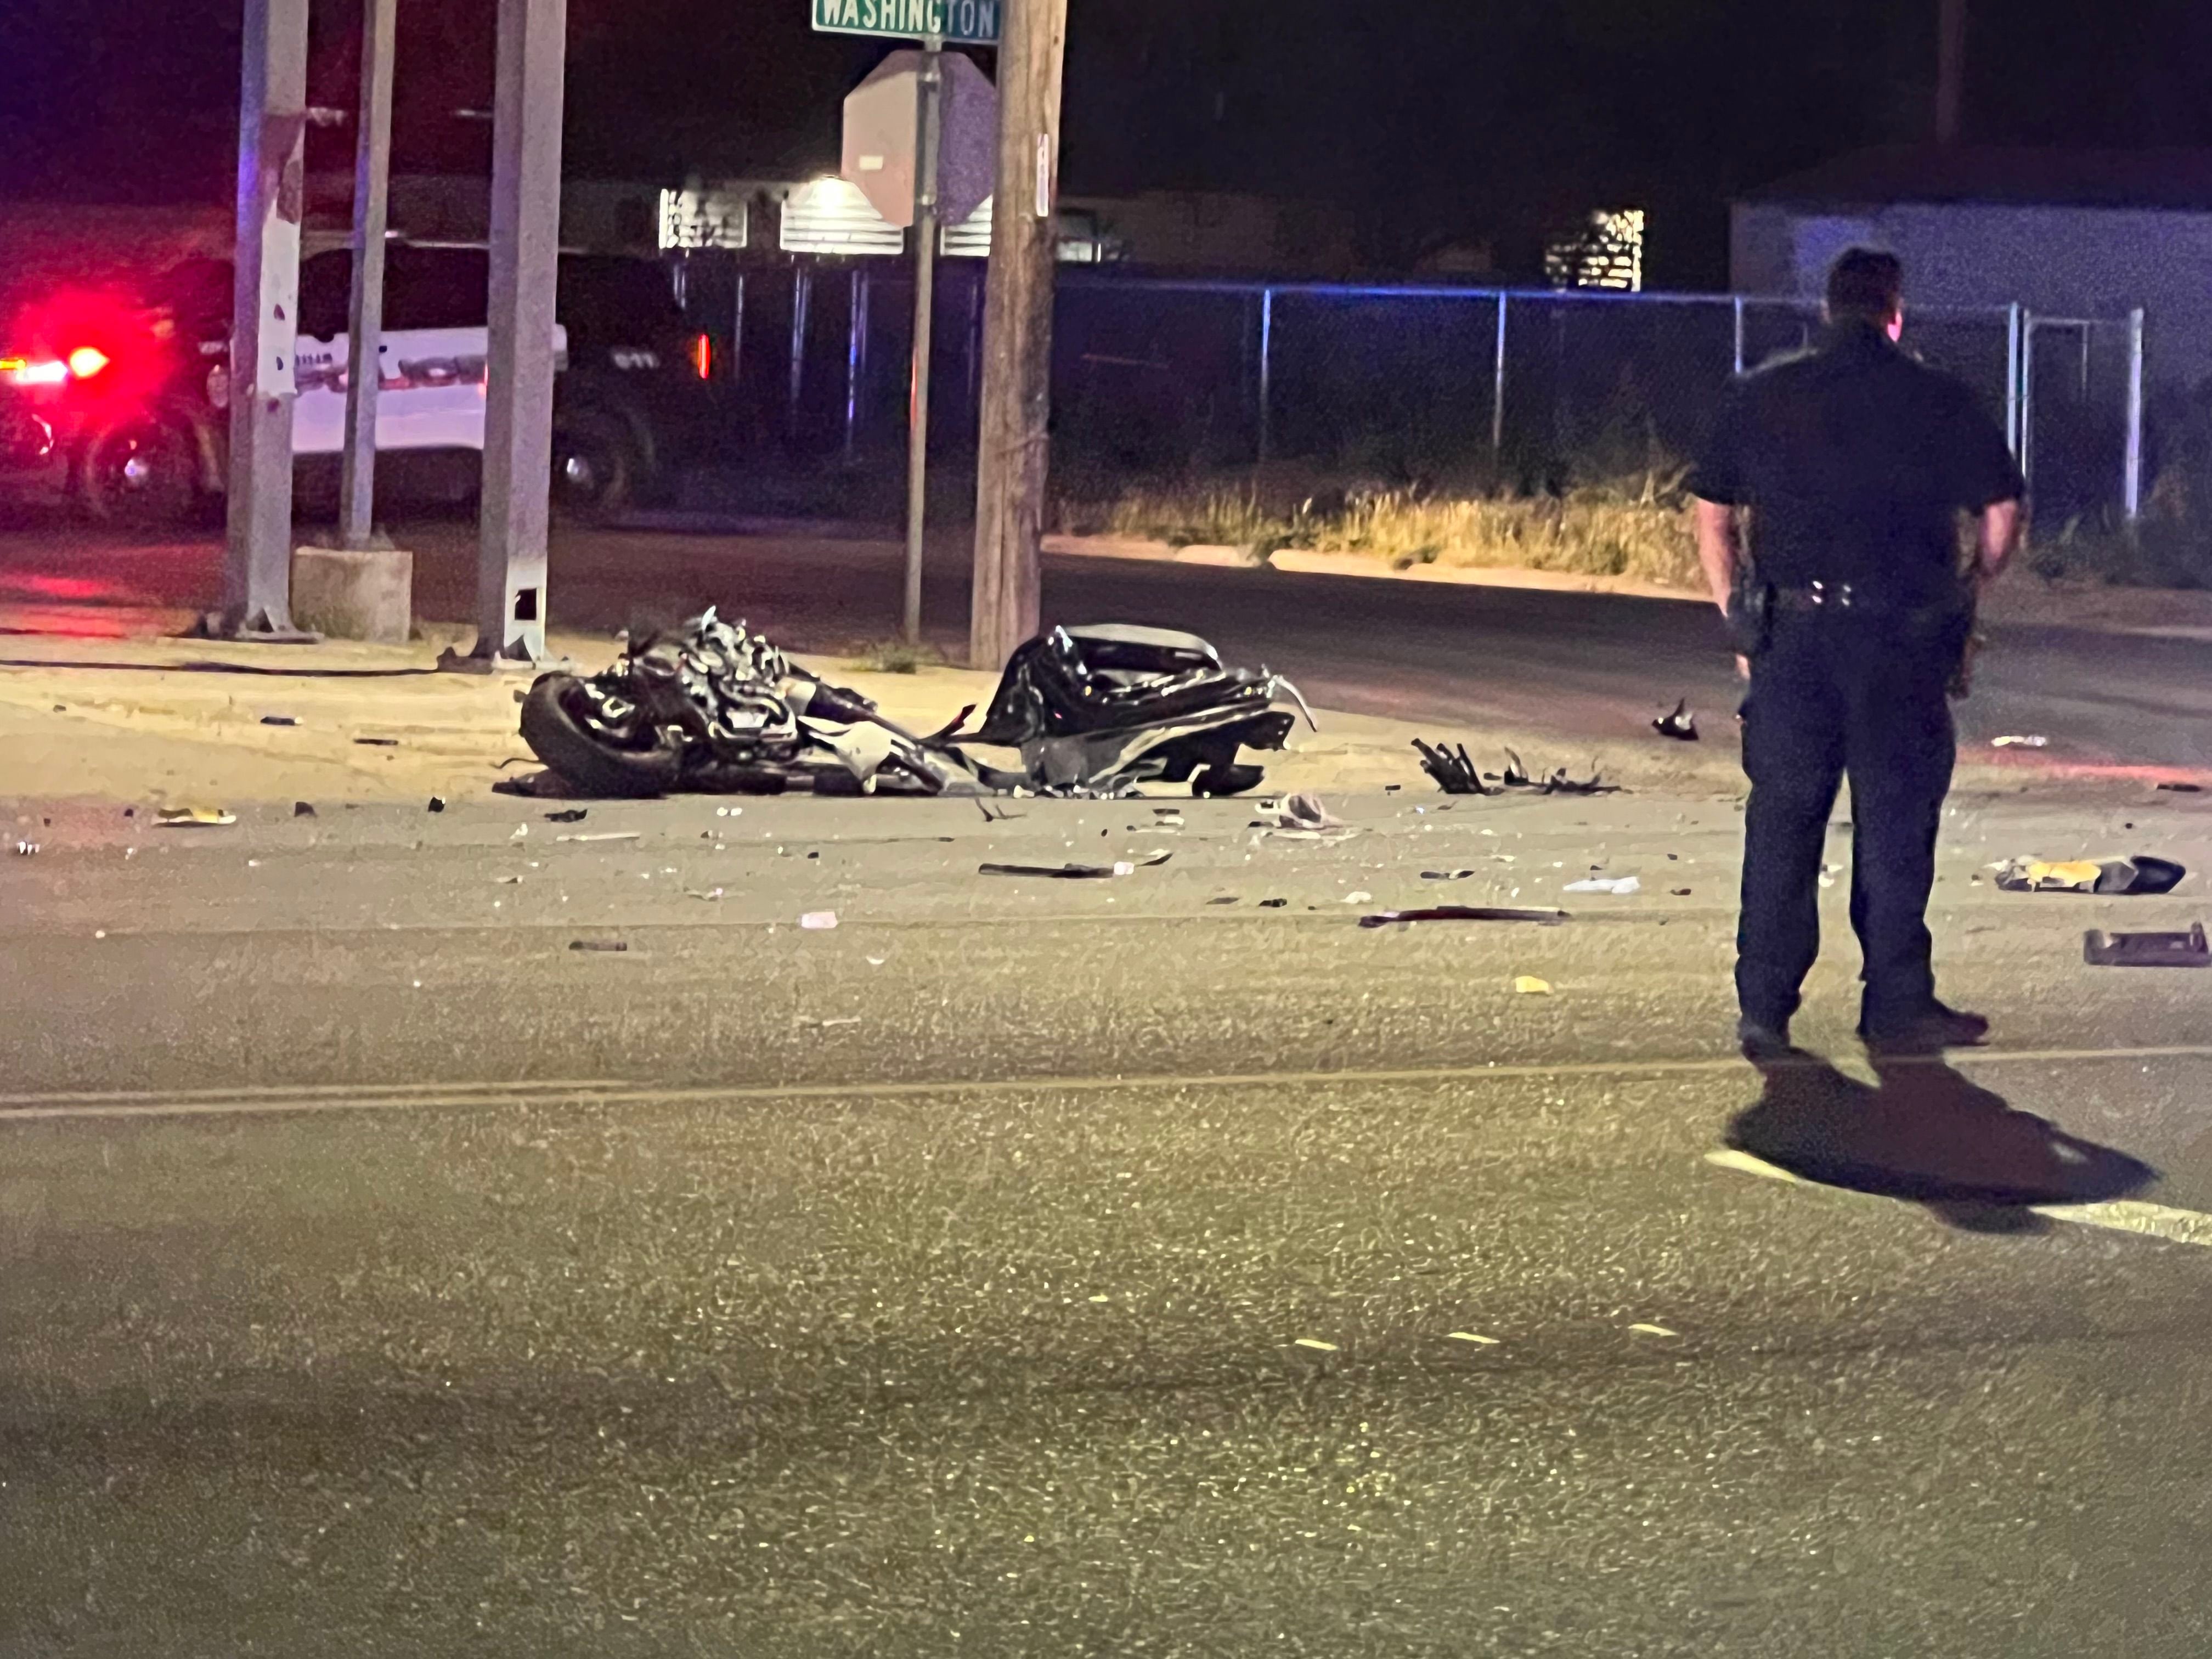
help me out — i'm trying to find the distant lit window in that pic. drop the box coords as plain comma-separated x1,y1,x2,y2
658,188,749,252
1544,209,1645,292
778,178,904,257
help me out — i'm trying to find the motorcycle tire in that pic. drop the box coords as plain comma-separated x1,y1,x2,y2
519,674,681,798
1192,763,1266,798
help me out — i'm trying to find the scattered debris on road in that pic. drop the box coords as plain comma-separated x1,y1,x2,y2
292,801,315,817
1990,735,2048,748
1358,906,1568,929
568,939,629,952
1207,895,1240,905
1413,738,1488,795
2084,923,2210,967
1564,875,1641,895
1513,975,1553,994
1502,747,1621,795
14,840,38,856
799,911,838,930
1342,890,1373,904
1259,898,1289,908
156,806,236,827
1257,793,1341,831
1652,699,1699,741
427,796,447,813
259,714,298,727
980,851,1172,879
352,737,398,747
1993,856,2185,895
545,808,588,823
557,831,641,844
1421,869,1478,881
1292,1338,1339,1352
797,1015,861,1029
1446,1330,1500,1345
1627,1323,1678,1338
2156,781,2204,794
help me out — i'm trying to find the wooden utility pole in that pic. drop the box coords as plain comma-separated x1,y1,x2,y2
1935,0,1966,145
969,0,1068,669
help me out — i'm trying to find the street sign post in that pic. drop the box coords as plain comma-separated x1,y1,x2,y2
812,0,999,44
842,46,996,643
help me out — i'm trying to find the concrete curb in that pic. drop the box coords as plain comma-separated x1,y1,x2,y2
1040,534,1704,605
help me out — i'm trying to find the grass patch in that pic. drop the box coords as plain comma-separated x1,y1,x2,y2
849,639,945,675
1059,469,1702,590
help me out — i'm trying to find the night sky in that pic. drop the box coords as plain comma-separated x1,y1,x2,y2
7,0,2212,284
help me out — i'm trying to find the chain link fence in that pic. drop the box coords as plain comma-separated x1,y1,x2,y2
669,260,2143,526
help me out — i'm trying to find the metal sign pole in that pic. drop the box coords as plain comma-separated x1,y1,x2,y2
338,0,396,550
901,36,945,645
218,0,313,640
461,0,568,667
2123,307,2145,524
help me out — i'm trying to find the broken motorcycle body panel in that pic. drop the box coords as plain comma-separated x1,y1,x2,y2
520,614,1310,799
966,624,1312,797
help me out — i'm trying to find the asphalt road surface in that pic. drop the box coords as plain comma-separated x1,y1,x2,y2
5,514,2212,777
7,787,2212,1656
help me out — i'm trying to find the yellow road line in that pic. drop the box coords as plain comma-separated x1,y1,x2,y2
2,1044,2209,1123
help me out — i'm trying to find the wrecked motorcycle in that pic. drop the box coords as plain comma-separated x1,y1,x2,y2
520,612,1311,799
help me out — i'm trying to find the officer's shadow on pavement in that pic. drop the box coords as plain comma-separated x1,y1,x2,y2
1724,1056,2158,1233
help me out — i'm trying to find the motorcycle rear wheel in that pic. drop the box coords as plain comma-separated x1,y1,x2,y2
520,674,681,798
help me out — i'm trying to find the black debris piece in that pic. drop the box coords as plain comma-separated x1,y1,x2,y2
544,808,589,823
1671,887,1692,896
1259,898,1289,908
1359,905,1568,929
979,851,1171,879
926,703,977,742
427,797,447,813
569,940,630,953
1652,699,1699,741
1502,749,1533,789
1413,738,1489,796
1421,869,1479,881
260,714,299,727
2084,923,2210,967
2157,782,2205,794
1206,895,1240,905
292,802,316,817
354,737,399,747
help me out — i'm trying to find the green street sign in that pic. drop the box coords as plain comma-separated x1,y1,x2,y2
811,0,1000,44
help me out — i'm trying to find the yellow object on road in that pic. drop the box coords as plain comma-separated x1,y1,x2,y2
1513,975,1553,995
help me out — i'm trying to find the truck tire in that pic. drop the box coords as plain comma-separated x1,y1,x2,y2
550,410,638,524
519,674,681,798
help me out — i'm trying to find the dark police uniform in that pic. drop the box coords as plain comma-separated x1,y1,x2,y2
1686,319,2024,1037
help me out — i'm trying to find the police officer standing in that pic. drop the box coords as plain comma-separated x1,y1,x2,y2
1688,249,2024,1061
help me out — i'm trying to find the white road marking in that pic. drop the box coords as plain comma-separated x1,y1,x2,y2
1705,1149,2212,1251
